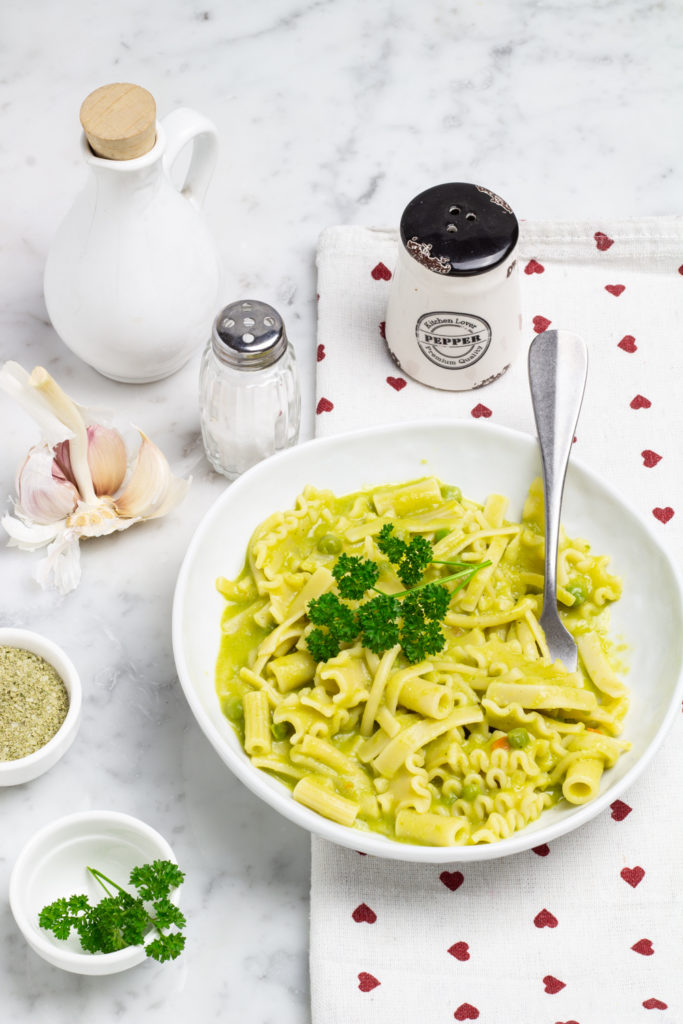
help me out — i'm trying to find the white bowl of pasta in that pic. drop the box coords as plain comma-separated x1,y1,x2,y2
172,420,683,861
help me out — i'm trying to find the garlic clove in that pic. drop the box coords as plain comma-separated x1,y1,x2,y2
113,431,185,519
86,424,127,496
52,439,76,488
15,445,80,525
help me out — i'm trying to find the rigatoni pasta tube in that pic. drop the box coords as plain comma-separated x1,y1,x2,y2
397,678,454,719
293,775,359,827
269,650,317,692
243,690,271,755
395,809,469,846
562,757,604,804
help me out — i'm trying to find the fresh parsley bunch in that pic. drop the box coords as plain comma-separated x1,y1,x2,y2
306,525,489,665
38,859,186,963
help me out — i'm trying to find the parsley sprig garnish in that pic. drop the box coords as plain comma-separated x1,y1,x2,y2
306,525,490,664
38,859,186,963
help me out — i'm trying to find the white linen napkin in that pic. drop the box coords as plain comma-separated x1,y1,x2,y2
310,219,683,1024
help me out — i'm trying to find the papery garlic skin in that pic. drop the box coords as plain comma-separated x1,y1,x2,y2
15,445,79,524
114,431,189,519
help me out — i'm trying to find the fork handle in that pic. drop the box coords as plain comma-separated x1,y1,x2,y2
528,330,588,617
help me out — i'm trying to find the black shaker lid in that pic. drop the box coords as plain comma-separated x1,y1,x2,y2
399,183,518,276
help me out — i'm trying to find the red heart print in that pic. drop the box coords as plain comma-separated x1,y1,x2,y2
448,942,470,961
595,231,614,251
605,284,625,296
316,344,325,362
454,1003,479,1021
379,321,386,339
352,903,377,924
618,335,637,353
630,394,651,409
371,262,392,281
555,1021,580,1024
632,938,654,956
532,844,550,857
358,972,380,992
621,866,645,888
534,909,559,928
679,266,683,275
643,998,668,1010
525,259,545,274
533,315,552,333
471,403,492,419
387,376,407,391
316,397,334,414
642,450,662,468
611,799,632,821
440,870,464,891
543,976,566,995
653,507,674,524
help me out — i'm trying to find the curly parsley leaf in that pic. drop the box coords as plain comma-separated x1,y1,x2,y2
332,553,380,600
307,593,358,641
356,593,401,654
377,523,407,563
377,525,434,586
306,526,490,665
306,628,343,662
38,861,186,963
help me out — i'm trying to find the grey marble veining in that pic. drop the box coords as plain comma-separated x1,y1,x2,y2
0,0,681,1020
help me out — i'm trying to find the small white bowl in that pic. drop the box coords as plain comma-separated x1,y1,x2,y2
9,810,181,974
0,628,82,786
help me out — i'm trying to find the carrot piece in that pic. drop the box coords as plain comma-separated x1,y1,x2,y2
491,736,509,751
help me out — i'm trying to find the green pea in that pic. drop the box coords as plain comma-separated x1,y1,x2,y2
271,721,291,742
434,528,450,543
566,579,589,605
317,533,343,555
461,782,481,802
440,484,462,501
507,727,530,749
223,695,244,724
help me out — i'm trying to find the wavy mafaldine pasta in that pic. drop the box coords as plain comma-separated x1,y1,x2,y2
215,478,629,846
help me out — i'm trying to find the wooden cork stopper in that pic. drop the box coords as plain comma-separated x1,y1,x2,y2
80,83,156,160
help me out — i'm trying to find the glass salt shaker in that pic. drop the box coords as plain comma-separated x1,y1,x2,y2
199,300,300,479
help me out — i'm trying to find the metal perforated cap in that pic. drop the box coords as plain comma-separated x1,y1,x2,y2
212,300,287,369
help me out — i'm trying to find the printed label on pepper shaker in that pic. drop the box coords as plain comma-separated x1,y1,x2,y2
415,312,492,370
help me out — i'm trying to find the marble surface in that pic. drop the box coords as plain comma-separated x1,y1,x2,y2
1,1,681,1020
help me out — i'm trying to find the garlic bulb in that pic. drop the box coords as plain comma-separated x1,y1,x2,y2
0,361,190,593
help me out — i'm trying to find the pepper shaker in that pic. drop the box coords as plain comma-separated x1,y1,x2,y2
199,300,301,480
384,183,521,390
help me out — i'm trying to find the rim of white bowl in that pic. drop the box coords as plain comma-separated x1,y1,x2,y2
9,809,179,973
0,627,82,784
173,418,683,862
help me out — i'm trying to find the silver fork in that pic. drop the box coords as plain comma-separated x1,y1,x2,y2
528,329,589,671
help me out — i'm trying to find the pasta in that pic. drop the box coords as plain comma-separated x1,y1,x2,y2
215,477,630,846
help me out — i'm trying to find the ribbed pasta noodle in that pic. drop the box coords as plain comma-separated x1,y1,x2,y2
214,477,630,846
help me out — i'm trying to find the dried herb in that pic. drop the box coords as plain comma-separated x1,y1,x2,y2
0,646,68,760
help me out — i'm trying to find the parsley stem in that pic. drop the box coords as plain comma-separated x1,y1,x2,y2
88,867,128,899
431,559,476,568
373,560,492,599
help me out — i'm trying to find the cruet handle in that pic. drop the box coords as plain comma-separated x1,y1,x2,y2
162,107,218,210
